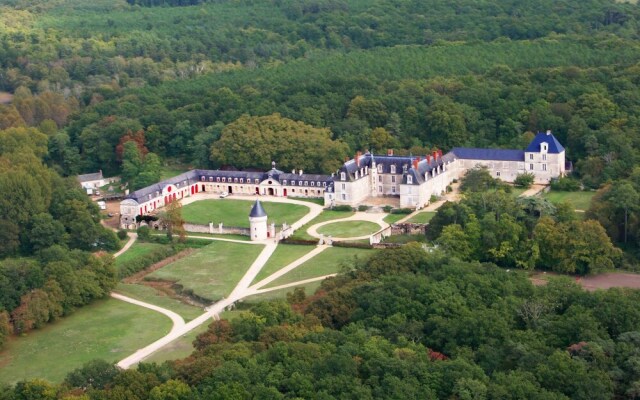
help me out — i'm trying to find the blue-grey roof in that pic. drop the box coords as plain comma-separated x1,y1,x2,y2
451,147,524,161
525,131,565,153
249,200,267,218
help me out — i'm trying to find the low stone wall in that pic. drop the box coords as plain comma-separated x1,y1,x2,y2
390,223,427,236
183,222,250,236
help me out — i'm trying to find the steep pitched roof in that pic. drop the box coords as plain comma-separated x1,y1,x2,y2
525,131,565,153
450,147,524,161
249,200,267,218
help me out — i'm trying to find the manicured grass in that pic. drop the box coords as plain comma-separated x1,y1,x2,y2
510,187,528,197
251,245,316,285
245,281,323,303
144,324,208,365
147,241,263,302
183,233,251,241
292,210,355,240
264,247,375,288
542,190,596,210
317,221,382,238
115,242,165,270
384,213,407,224
288,197,325,205
406,211,437,224
114,283,204,321
181,199,309,227
0,298,171,385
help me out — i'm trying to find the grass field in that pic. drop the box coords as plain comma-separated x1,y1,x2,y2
246,281,323,303
317,221,381,238
251,244,316,285
510,187,528,197
263,247,374,288
384,213,407,224
182,233,251,241
182,199,309,227
147,241,263,302
0,298,171,384
542,190,596,210
291,210,354,240
114,242,166,270
144,324,208,365
406,211,437,224
114,283,203,321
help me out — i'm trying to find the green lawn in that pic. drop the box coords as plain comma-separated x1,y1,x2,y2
263,247,375,288
114,242,166,270
406,211,437,224
251,244,316,285
542,190,596,210
510,187,528,197
182,199,309,227
384,213,407,224
0,298,171,385
291,210,354,240
246,281,323,303
147,241,263,302
114,283,204,321
144,324,208,365
317,221,382,238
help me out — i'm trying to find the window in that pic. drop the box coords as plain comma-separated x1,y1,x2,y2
255,179,259,184
323,182,326,187
210,177,214,182
378,176,382,182
283,180,287,185
340,172,346,181
291,181,295,185
496,171,501,177
234,178,238,183
529,154,533,160
530,164,534,170
201,176,205,181
378,186,382,192
240,178,243,183
391,176,396,183
390,165,396,174
392,186,396,193
341,183,345,190
304,181,308,186
299,181,302,186
311,181,315,186
542,154,547,161
407,175,413,184
377,165,383,173
342,193,346,200
216,177,220,182
543,164,547,171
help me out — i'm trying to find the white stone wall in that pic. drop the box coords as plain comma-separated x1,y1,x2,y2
249,215,268,241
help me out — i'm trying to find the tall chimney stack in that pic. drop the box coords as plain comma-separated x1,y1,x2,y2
387,149,393,156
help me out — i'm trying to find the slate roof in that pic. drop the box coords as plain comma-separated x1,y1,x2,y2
525,131,565,153
126,170,197,203
450,147,524,161
249,200,267,218
78,171,103,182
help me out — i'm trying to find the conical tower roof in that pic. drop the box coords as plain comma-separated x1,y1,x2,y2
249,200,267,218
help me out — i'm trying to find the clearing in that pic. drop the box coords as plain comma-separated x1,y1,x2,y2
317,221,382,238
542,190,596,211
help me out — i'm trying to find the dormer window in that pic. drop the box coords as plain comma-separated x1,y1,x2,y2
390,165,396,174
240,178,243,183
340,172,346,181
283,180,287,185
222,177,226,183
216,177,220,182
201,176,205,181
209,177,214,182
407,175,413,184
311,181,315,186
255,179,259,184
377,164,383,173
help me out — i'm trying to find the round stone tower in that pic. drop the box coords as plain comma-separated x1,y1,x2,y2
249,200,268,241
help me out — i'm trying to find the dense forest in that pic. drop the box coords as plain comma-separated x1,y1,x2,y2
1,0,640,395
3,245,640,399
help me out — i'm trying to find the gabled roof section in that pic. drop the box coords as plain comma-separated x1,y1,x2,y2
249,200,267,218
78,171,103,182
525,131,565,153
451,148,524,161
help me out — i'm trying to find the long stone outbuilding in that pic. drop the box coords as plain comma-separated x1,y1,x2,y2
119,131,567,228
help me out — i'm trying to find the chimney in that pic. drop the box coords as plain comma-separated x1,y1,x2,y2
432,150,438,160
412,158,419,170
299,169,303,176
387,149,393,156
546,130,552,135
292,169,296,174
438,149,443,158
426,155,431,164
355,151,361,166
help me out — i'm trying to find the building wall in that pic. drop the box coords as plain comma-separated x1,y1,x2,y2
249,215,268,241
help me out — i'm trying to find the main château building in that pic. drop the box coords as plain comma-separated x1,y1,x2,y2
119,131,566,228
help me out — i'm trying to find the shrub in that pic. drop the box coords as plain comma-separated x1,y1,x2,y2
514,172,535,188
117,230,128,240
332,241,373,249
390,208,413,214
382,205,393,213
330,205,354,212
550,176,581,191
358,205,369,212
429,195,439,203
280,238,319,245
137,226,151,241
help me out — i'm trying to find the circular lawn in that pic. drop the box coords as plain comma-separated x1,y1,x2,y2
316,220,381,238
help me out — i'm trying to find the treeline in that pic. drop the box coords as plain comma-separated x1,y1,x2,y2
428,168,624,271
8,243,640,398
126,0,206,6
0,125,119,346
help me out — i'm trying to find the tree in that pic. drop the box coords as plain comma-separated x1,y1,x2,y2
64,359,119,391
514,172,535,188
149,379,193,400
606,181,639,243
160,201,186,242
